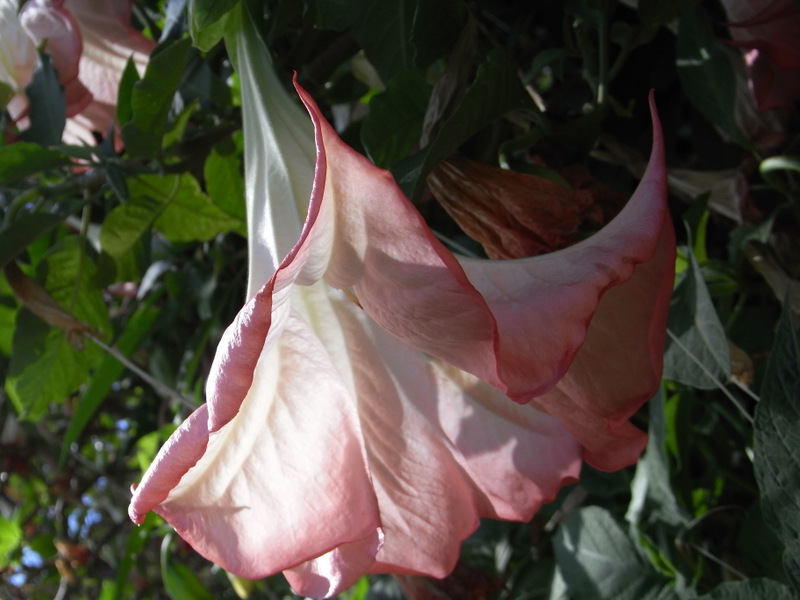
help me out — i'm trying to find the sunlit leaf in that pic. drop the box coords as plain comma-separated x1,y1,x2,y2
204,146,247,236
101,173,241,273
133,173,242,241
6,240,111,420
754,305,800,593
0,515,22,567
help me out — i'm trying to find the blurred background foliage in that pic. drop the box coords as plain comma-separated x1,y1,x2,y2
1,0,798,598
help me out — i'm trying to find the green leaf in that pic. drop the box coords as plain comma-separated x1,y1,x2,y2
132,173,242,241
554,506,673,599
303,0,354,30
0,143,71,184
161,536,215,600
636,0,695,46
20,51,65,146
204,147,247,236
0,213,64,268
760,155,800,197
0,274,16,356
697,578,797,600
164,561,215,600
6,240,111,420
0,515,22,567
100,173,240,271
0,81,12,110
189,0,239,52
351,0,418,82
100,197,159,266
409,0,467,67
361,69,430,169
162,98,199,152
398,48,532,200
676,4,750,151
663,243,731,389
754,305,800,593
189,0,239,51
121,38,192,159
116,58,141,127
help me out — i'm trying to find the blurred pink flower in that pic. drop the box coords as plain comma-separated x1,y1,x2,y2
59,0,155,144
0,0,38,109
722,0,800,111
10,0,154,143
19,0,90,117
128,12,674,599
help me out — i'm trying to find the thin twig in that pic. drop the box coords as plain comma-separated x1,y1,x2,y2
666,329,754,425
85,334,196,411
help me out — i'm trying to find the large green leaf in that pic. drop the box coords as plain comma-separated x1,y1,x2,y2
754,306,800,592
351,0,417,83
121,38,192,159
409,0,466,67
6,240,111,421
396,48,532,200
697,578,796,599
0,143,70,184
676,4,749,150
100,173,241,271
663,244,731,389
554,506,674,600
134,173,242,241
361,69,430,169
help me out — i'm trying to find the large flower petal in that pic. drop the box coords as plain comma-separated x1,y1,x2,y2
130,279,582,596
295,83,672,455
129,292,382,580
